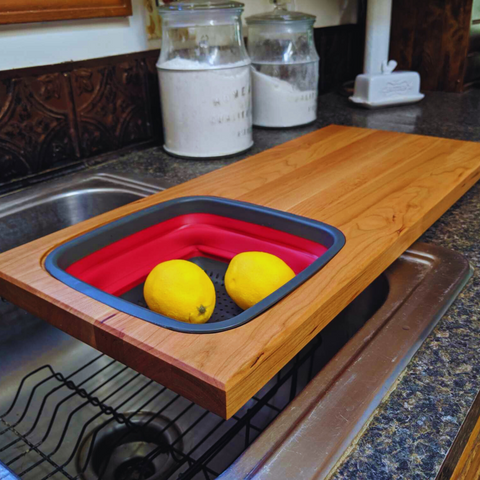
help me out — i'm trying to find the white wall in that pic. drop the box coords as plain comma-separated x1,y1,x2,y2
0,0,161,71
0,0,357,72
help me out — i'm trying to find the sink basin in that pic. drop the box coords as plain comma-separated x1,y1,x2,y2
0,172,472,480
0,173,164,253
0,173,164,347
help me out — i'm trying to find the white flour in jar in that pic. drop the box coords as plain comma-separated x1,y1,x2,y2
251,67,317,127
158,58,253,158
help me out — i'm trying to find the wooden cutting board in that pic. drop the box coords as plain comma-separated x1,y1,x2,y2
1,125,480,419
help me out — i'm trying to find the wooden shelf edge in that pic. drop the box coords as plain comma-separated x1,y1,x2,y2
0,2,133,25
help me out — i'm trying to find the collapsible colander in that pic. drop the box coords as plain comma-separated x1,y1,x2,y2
45,196,345,333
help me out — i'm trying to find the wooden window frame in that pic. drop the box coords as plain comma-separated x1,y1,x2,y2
0,0,133,25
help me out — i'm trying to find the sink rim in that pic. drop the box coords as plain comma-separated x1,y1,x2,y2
0,173,165,221
220,242,473,480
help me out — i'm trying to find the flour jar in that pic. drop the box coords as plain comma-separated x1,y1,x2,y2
157,0,252,158
246,7,319,128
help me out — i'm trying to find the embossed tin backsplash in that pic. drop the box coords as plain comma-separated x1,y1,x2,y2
0,51,161,188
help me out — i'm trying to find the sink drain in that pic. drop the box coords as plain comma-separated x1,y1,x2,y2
77,412,183,480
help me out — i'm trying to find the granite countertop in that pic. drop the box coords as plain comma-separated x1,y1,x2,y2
53,90,480,478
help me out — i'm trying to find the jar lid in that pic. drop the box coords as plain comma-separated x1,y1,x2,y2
158,0,244,11
246,7,315,24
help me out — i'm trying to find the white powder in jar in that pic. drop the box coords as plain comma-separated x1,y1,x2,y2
251,67,317,128
158,58,253,158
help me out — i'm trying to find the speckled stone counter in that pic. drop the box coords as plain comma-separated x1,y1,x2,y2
71,90,480,478
334,183,480,480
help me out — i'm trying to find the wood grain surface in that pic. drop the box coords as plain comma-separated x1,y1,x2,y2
390,0,473,92
1,125,480,418
438,391,480,480
0,0,132,25
451,415,480,479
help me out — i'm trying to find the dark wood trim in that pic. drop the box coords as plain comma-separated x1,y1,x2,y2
314,23,364,93
451,419,480,478
0,0,132,25
390,0,474,92
437,390,480,479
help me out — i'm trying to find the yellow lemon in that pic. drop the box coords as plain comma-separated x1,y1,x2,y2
225,252,295,310
144,260,216,324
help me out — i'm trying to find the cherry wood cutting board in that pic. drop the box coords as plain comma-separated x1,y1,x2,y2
1,125,480,419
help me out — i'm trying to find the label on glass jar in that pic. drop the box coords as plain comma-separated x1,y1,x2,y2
158,60,253,157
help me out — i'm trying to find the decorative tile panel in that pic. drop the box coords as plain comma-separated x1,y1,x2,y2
72,60,151,158
0,73,78,182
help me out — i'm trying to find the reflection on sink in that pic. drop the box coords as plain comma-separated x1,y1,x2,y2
0,172,472,480
0,173,163,253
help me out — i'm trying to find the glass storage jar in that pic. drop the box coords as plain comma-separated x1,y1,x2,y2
246,7,319,128
157,0,252,158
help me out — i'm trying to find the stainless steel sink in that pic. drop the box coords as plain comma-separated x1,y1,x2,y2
0,173,164,349
0,173,162,253
0,172,472,480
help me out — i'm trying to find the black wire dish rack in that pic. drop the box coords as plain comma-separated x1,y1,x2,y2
0,332,328,480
